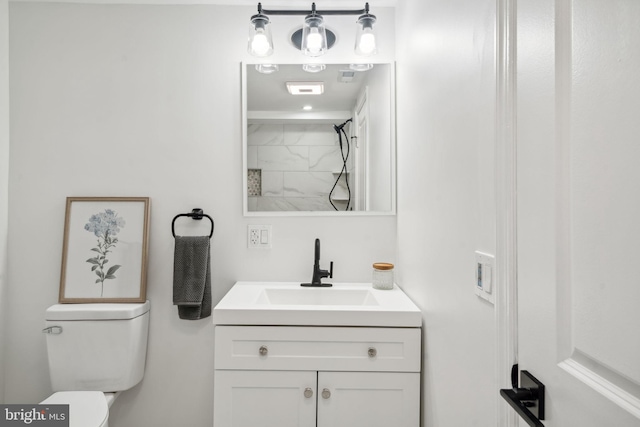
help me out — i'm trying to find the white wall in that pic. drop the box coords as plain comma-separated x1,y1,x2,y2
0,0,9,405
5,3,396,426
395,0,498,426
362,64,392,212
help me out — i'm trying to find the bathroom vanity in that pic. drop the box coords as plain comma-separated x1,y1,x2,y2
213,282,422,427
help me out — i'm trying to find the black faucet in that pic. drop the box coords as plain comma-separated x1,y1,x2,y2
301,238,333,287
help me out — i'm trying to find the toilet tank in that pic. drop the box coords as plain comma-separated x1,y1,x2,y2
44,301,150,392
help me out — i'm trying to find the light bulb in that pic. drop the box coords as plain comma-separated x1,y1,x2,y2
358,30,376,56
306,28,323,55
251,30,271,56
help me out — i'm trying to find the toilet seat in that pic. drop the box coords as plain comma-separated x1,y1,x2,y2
41,391,108,427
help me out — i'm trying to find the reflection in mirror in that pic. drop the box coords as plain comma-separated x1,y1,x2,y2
243,63,395,215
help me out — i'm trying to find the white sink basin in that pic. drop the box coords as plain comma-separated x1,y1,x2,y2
256,288,379,306
213,282,421,327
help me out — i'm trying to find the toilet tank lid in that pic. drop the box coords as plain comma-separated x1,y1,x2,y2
45,301,150,321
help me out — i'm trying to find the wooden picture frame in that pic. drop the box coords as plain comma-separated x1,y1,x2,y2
59,197,150,303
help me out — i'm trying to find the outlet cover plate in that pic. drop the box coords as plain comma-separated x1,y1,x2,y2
475,251,495,304
248,225,272,249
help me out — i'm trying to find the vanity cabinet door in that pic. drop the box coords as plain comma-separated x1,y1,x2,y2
214,370,317,427
317,371,420,427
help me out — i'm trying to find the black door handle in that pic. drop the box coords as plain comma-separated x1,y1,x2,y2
500,366,545,427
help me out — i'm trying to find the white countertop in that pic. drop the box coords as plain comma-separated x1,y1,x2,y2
213,281,422,327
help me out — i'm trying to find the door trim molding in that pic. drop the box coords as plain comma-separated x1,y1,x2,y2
495,0,518,426
559,358,640,419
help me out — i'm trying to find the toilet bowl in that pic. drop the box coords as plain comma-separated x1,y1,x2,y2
40,391,112,427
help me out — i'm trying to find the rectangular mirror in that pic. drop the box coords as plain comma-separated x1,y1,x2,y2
243,63,396,216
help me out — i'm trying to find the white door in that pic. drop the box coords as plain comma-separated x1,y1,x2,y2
514,0,640,425
213,370,317,427
316,371,419,427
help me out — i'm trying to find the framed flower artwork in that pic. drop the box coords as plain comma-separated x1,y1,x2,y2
59,197,151,303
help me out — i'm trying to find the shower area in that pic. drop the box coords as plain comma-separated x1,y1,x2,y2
247,119,356,212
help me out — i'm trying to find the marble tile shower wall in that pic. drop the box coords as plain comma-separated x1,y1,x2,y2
247,123,350,211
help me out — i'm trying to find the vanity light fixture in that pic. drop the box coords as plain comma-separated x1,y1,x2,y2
248,2,377,58
354,12,377,56
301,7,328,57
248,11,273,57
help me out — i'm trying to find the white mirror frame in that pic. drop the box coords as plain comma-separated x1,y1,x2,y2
241,61,397,217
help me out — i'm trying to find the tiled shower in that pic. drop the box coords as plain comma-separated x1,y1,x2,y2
247,123,352,212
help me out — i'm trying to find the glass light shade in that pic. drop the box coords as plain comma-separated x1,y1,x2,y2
248,15,273,57
349,63,374,72
255,64,279,74
302,63,326,73
301,14,328,57
355,14,378,56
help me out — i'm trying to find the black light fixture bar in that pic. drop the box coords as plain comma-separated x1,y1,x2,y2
257,2,369,17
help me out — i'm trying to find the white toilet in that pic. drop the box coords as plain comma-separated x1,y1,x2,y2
41,301,151,427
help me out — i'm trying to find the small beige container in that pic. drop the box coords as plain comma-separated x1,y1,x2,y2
372,263,394,290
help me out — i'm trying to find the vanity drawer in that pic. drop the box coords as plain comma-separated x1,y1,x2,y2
214,326,421,372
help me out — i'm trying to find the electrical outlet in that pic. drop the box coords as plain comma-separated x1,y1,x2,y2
248,225,271,249
249,228,260,246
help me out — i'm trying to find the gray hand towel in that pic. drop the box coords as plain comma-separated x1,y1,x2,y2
173,235,212,320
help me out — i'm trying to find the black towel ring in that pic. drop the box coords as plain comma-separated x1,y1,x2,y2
172,208,214,239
